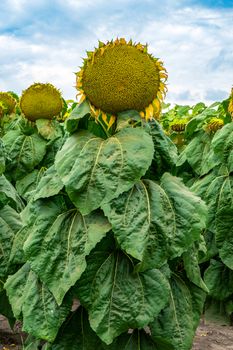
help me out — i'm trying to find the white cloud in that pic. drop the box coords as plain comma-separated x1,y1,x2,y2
0,1,232,105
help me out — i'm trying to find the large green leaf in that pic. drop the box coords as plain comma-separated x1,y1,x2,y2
149,120,177,177
36,119,63,141
16,168,46,202
183,243,208,292
0,174,24,211
103,330,159,350
33,165,64,200
102,180,173,269
150,274,204,350
23,197,111,305
55,127,154,215
160,173,207,259
0,205,22,279
3,129,47,180
176,131,218,176
212,122,233,172
216,207,233,270
76,249,170,345
49,307,105,350
65,100,91,134
204,259,233,300
5,264,72,342
0,289,15,328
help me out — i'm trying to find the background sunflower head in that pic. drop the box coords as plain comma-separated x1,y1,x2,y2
229,88,233,117
204,117,224,133
76,38,167,127
20,83,63,121
0,92,16,115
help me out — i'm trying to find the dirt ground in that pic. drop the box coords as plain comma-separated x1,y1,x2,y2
1,315,233,349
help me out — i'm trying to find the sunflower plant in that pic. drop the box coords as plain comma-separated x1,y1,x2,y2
1,39,209,350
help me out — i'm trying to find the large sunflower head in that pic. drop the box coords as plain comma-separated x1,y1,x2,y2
76,38,167,128
20,83,63,121
0,92,16,115
229,88,233,117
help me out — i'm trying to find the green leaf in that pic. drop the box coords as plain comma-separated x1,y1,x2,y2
3,129,47,180
102,179,173,269
33,165,64,200
36,119,63,140
23,197,111,305
0,138,5,175
204,259,233,300
16,168,46,202
55,128,154,215
65,100,91,134
4,264,72,342
183,244,208,292
76,249,170,345
0,205,22,279
160,173,207,259
103,329,159,350
0,174,24,211
216,206,233,270
177,131,218,176
149,120,178,177
150,274,204,350
49,307,105,350
0,289,15,328
212,122,233,172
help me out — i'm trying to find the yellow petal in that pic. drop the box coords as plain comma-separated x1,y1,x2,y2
152,98,161,113
79,94,86,104
140,111,145,119
157,91,163,101
102,112,108,125
107,115,116,130
119,38,126,45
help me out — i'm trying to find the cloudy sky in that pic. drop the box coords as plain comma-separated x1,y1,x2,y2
0,0,232,105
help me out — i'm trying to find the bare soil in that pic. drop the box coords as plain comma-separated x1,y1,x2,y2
1,315,233,349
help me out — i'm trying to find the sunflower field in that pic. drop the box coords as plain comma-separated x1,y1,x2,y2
0,38,232,350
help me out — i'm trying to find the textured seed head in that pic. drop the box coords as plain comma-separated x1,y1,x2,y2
20,83,63,121
0,92,16,115
76,38,168,127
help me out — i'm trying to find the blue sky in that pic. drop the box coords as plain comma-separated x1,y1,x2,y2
0,0,232,105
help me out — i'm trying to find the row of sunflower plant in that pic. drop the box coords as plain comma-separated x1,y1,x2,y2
0,38,232,350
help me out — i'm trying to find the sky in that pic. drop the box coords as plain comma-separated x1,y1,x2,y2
0,0,232,106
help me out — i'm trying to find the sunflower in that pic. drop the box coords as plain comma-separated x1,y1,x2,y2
76,38,167,128
205,117,224,133
229,88,233,117
20,83,63,121
0,92,16,115
170,118,189,132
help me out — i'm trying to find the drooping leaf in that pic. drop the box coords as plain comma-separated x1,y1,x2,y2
204,259,233,300
150,274,204,350
160,173,207,259
0,138,5,175
55,128,154,215
103,329,159,350
212,122,233,172
216,207,233,270
183,243,208,292
65,100,91,134
4,264,72,342
102,180,173,270
3,129,47,180
23,197,111,305
49,307,105,350
36,119,63,140
33,165,64,200
0,174,24,211
0,205,22,279
16,168,46,202
0,289,15,328
148,120,178,177
177,131,218,176
76,249,170,345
